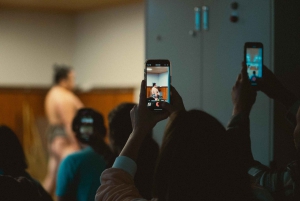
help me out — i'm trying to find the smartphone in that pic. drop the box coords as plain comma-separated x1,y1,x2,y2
244,42,263,86
79,116,93,142
145,59,171,111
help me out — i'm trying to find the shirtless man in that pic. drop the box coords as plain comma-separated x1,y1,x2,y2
43,65,84,194
151,83,159,100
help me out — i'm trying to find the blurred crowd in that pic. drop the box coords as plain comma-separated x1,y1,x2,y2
1,63,300,201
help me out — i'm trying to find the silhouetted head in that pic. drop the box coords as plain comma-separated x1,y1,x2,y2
0,125,27,174
53,64,75,90
153,83,156,87
153,110,252,201
108,103,136,154
72,108,106,146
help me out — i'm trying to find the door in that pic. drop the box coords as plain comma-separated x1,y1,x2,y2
146,0,273,166
201,0,273,165
146,0,203,144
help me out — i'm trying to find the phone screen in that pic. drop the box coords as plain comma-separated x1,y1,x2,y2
245,45,263,85
79,116,93,141
145,60,171,111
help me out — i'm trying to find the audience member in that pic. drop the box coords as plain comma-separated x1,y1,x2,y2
0,175,48,201
0,125,53,201
108,103,159,199
56,108,114,201
233,64,300,200
96,79,270,200
43,65,84,194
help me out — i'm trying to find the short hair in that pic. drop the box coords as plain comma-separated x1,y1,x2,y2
153,83,156,86
53,64,72,84
108,103,135,150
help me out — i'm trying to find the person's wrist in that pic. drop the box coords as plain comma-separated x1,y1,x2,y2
131,127,151,138
233,105,251,116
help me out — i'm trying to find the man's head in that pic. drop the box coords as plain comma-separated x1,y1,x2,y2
72,108,106,146
53,64,75,90
108,103,136,154
153,83,156,87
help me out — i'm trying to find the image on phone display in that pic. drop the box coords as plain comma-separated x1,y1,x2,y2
79,116,93,141
145,60,171,111
245,46,263,85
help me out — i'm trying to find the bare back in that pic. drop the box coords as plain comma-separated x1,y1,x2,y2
45,86,83,126
151,87,159,97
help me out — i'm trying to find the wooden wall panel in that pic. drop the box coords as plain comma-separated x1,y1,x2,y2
77,88,135,129
0,86,134,182
0,89,47,143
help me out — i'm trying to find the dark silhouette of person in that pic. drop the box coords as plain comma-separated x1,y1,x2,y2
0,125,53,201
108,103,159,199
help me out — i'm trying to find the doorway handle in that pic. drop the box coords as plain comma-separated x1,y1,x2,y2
202,6,209,30
194,7,201,31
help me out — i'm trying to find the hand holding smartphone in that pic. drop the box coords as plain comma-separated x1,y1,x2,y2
144,59,171,111
244,42,263,86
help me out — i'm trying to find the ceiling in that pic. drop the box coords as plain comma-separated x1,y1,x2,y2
0,0,143,13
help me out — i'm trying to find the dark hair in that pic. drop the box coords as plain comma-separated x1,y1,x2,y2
108,103,135,152
0,125,27,175
72,108,115,168
108,103,159,199
153,83,156,87
72,108,106,144
53,64,72,84
153,110,252,201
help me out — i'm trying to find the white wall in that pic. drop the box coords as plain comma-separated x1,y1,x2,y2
158,72,168,86
0,2,145,93
73,2,145,93
0,10,75,87
147,72,168,87
147,74,158,86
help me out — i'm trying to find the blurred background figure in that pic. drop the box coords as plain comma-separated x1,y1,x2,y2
0,125,53,201
56,108,114,201
108,103,159,199
43,65,84,194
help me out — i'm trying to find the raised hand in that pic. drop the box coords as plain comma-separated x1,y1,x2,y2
130,80,169,135
256,65,297,109
231,62,257,116
161,85,185,114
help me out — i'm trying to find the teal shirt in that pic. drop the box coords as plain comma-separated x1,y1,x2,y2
56,146,106,201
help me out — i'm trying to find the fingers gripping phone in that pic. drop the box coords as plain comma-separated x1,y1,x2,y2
144,59,171,111
244,42,263,86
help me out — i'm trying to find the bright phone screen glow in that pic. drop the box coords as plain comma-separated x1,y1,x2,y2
245,48,263,85
80,117,93,141
146,64,170,111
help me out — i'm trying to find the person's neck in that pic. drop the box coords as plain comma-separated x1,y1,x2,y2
56,83,70,91
80,143,89,149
